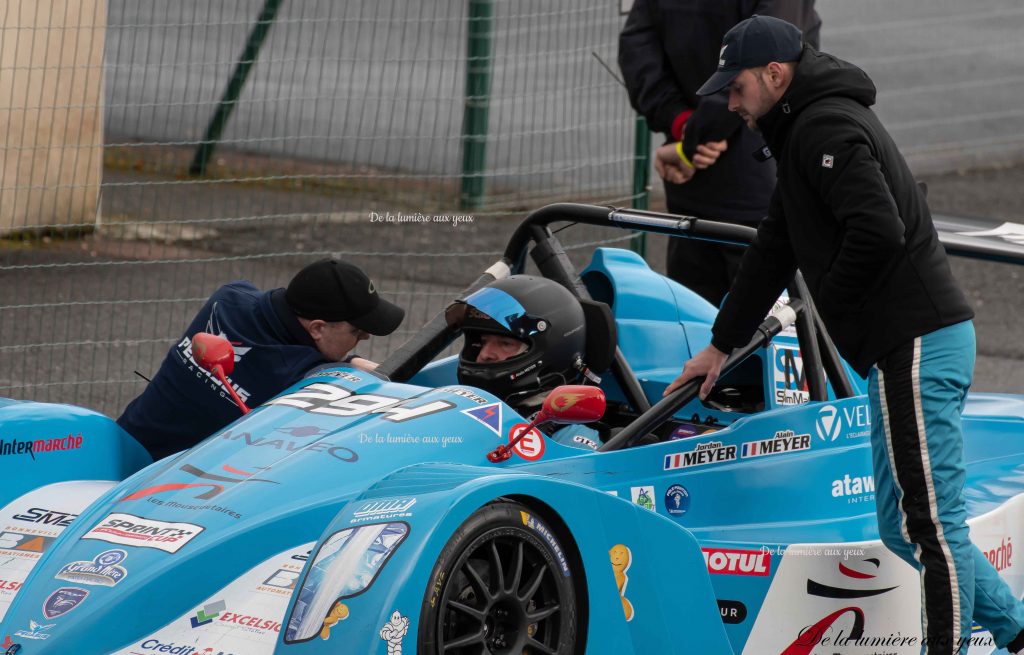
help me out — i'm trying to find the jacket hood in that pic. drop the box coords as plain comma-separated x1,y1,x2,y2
759,45,877,155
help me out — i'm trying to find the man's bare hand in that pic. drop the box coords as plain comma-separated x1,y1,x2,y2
349,357,379,372
663,345,728,400
654,143,696,185
692,139,728,169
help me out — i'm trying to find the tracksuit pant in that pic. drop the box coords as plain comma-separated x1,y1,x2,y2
869,320,1024,654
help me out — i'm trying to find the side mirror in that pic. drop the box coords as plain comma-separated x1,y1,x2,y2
540,385,606,425
192,332,236,375
487,385,605,463
191,332,250,414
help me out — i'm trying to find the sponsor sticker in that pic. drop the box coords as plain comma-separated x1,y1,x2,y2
701,547,770,576
508,423,545,461
461,403,503,436
55,549,128,587
773,345,808,406
11,507,77,529
350,497,416,524
82,513,204,554
43,587,89,619
190,599,226,628
520,512,570,577
629,486,655,512
663,440,737,470
380,610,410,653
609,544,634,621
14,619,54,640
717,599,747,624
664,484,690,517
740,430,811,458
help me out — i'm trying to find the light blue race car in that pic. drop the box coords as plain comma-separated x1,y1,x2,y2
2,204,1023,655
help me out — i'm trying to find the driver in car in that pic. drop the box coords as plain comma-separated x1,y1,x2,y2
445,275,603,450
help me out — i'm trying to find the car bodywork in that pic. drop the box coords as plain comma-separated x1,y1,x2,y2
2,204,1024,655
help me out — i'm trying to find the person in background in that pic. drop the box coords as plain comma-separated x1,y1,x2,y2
117,258,404,460
619,0,820,307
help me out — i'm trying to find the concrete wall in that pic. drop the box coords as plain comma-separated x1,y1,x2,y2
0,0,105,234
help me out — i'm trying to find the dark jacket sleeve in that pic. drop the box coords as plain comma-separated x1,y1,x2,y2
618,0,689,136
711,189,798,351
797,114,907,319
681,92,745,160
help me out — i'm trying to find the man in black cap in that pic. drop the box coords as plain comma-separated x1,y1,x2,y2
663,15,1024,655
117,259,404,460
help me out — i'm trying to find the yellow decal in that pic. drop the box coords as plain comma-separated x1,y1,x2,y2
320,600,350,640
551,392,585,412
609,544,634,622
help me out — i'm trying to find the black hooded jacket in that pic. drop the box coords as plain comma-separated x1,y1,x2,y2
619,0,820,223
710,46,973,376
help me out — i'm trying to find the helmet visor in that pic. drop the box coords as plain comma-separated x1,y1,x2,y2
446,287,546,338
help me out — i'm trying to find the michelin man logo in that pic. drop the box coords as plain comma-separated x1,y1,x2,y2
380,610,410,655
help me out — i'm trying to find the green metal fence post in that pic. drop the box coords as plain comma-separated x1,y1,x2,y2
188,0,285,176
460,0,494,211
630,115,651,256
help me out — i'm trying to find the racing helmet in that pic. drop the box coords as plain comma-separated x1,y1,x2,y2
445,275,588,405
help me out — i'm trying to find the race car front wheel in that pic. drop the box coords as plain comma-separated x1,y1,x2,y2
419,500,578,654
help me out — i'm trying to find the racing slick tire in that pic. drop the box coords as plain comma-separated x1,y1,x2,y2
419,500,578,654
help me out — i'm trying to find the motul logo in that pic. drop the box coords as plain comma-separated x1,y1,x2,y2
702,547,770,576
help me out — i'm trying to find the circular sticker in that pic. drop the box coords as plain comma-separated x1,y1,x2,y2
96,549,127,566
664,484,691,517
509,423,545,461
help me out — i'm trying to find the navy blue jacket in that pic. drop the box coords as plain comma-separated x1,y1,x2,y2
117,282,329,460
619,0,820,223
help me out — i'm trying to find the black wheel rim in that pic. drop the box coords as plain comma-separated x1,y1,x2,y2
438,529,565,655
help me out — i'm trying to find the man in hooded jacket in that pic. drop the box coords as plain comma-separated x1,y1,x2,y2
662,15,1024,655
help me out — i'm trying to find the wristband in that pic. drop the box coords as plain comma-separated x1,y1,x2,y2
675,141,695,169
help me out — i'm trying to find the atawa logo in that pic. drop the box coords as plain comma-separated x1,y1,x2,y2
630,486,655,511
831,474,875,502
55,549,128,587
82,513,204,554
350,497,417,524
43,587,89,619
702,547,770,576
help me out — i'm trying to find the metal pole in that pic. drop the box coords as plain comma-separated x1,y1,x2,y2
630,115,651,256
459,0,494,211
189,0,285,176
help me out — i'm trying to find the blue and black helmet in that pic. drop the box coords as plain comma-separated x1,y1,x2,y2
445,275,587,406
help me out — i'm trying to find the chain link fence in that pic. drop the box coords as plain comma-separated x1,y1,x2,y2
1,0,1022,417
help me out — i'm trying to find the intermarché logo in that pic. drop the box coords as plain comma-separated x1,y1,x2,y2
0,433,85,461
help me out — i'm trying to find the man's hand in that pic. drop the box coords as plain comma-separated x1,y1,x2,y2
692,139,727,169
663,345,728,400
349,357,379,372
654,143,695,185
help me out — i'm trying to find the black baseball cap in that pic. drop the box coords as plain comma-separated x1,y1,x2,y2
697,15,803,96
284,259,404,336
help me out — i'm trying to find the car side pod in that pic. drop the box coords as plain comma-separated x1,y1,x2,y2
192,331,250,414
487,385,605,462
